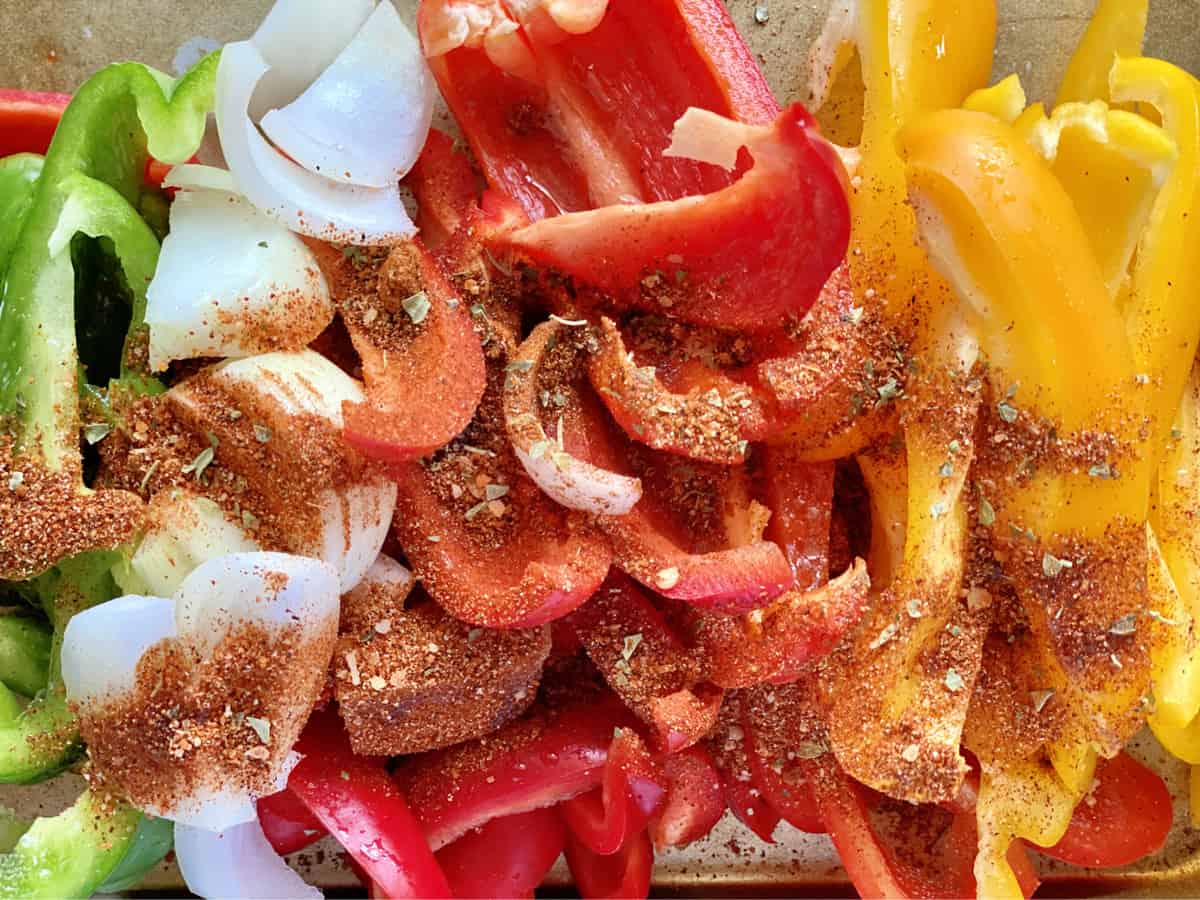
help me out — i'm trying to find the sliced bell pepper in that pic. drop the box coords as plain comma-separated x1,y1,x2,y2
704,692,779,844
1055,0,1148,106
405,128,480,250
287,711,451,899
826,373,983,805
257,788,328,857
398,693,638,850
900,108,1156,783
0,790,141,899
308,237,487,463
0,617,50,699
568,571,721,752
563,392,791,613
563,827,653,900
740,683,824,834
1038,751,1171,868
495,104,850,332
418,0,778,221
0,57,216,581
0,90,70,158
560,727,666,855
650,745,724,850
435,808,565,900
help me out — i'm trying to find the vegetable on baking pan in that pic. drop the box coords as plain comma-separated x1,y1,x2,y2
0,91,69,158
418,0,778,221
144,164,333,371
215,0,434,244
62,552,340,831
435,808,565,900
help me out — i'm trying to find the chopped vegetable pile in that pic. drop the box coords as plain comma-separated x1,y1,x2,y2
0,0,1195,898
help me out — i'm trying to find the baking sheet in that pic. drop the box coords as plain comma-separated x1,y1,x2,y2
1,0,1199,895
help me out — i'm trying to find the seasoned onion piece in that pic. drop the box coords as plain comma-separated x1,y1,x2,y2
175,818,321,899
146,165,333,371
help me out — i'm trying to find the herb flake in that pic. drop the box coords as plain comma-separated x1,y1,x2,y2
402,291,431,325
1042,553,1074,578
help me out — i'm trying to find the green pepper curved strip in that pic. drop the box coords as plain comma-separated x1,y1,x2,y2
94,815,173,894
0,619,50,699
0,791,140,899
0,51,217,482
0,155,43,274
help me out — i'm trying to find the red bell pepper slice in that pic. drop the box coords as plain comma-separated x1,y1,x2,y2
405,129,480,250
392,451,612,627
704,693,779,844
257,788,328,856
560,727,666,855
651,745,725,850
739,685,824,834
0,90,70,158
565,389,792,613
568,570,723,752
587,316,776,465
327,239,487,462
287,711,452,899
563,827,654,900
398,694,638,849
418,0,778,222
1040,751,1172,868
435,808,566,899
495,104,850,332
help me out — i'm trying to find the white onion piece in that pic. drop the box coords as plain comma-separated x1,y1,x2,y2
145,168,334,371
216,40,416,245
175,552,340,657
163,163,239,192
61,595,176,709
176,818,322,899
249,0,376,119
504,322,642,516
261,1,434,187
664,107,762,172
167,351,397,592
120,492,262,597
353,553,415,599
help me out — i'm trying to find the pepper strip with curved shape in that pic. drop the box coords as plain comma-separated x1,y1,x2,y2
497,105,850,332
827,372,984,804
901,106,1159,895
1055,0,1148,107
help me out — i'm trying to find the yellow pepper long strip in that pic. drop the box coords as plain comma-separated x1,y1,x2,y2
1025,101,1176,296
1110,58,1200,462
963,74,1027,124
1056,0,1148,106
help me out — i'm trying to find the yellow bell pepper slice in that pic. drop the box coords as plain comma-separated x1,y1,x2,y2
809,0,996,323
963,74,1027,123
829,377,981,804
976,761,1077,899
1025,101,1176,296
856,443,908,589
1056,0,1148,106
1111,58,1200,461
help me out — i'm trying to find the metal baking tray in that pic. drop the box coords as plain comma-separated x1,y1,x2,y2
1,0,1198,894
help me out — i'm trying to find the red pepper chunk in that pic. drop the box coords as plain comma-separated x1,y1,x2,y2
560,727,666,855
418,0,778,221
404,129,481,250
564,828,655,900
257,788,328,856
398,694,639,850
651,745,725,850
287,711,451,899
495,105,850,332
435,808,566,899
0,90,70,157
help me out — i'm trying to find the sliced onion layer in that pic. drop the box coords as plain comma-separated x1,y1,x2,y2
215,40,416,245
146,165,333,371
260,1,434,188
504,320,642,515
62,595,177,708
167,350,398,592
175,819,321,899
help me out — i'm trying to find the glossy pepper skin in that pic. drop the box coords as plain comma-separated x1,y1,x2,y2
497,104,850,332
0,91,69,158
418,0,778,221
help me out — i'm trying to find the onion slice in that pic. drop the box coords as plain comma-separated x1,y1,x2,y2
215,40,416,245
260,1,434,187
146,164,333,371
62,595,177,708
504,320,642,515
176,819,322,899
249,0,376,118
